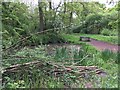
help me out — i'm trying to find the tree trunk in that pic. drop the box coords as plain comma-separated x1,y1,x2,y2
69,11,73,25
38,1,44,31
62,1,66,24
44,5,47,29
64,1,66,14
49,0,52,10
69,1,73,25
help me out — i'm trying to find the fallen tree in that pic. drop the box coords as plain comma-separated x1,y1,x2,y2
3,25,71,55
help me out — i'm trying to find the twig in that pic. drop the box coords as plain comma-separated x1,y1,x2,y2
3,55,34,59
70,55,89,66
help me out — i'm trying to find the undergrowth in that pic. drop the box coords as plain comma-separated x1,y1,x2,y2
2,44,118,88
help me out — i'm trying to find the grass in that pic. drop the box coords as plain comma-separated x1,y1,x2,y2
79,34,118,45
62,33,118,45
54,46,91,65
62,33,98,53
101,49,118,63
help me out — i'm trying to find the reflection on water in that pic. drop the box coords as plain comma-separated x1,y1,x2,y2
45,44,81,55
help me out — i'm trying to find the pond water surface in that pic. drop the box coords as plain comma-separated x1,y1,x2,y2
44,44,81,55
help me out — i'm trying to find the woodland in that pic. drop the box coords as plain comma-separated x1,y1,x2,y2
1,0,119,88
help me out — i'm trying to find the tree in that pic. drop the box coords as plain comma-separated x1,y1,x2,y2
49,0,52,10
2,2,35,48
38,0,44,31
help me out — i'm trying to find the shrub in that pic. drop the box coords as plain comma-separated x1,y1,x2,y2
73,14,103,34
110,30,118,36
72,25,81,33
26,32,65,46
101,28,118,36
101,28,111,36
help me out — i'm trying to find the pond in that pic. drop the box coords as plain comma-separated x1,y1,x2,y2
45,44,81,56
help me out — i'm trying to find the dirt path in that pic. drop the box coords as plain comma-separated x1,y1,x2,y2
88,38,119,52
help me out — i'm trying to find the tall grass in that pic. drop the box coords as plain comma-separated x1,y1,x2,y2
101,49,117,63
54,46,90,66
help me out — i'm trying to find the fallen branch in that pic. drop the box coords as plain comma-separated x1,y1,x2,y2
3,55,34,59
2,58,105,77
4,25,71,53
70,55,89,66
2,51,107,78
66,66,98,71
2,61,43,73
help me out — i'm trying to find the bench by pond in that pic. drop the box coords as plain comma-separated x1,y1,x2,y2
79,36,90,42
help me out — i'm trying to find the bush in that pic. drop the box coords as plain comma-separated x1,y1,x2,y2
110,30,118,36
73,14,103,34
101,28,111,36
101,28,118,36
42,32,65,44
72,24,87,33
26,32,65,46
72,26,81,33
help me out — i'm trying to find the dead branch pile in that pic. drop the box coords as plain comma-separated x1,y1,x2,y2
2,59,107,77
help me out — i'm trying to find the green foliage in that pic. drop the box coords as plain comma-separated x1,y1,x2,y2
54,47,68,61
2,1,118,48
3,69,65,88
72,25,82,33
26,32,65,46
63,33,118,45
62,33,118,64
3,44,118,88
54,44,97,66
101,28,111,36
62,34,80,44
2,1,119,89
2,46,47,68
2,2,38,48
73,14,104,34
74,33,118,45
101,49,117,63
42,32,65,44
72,4,118,35
100,28,117,36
